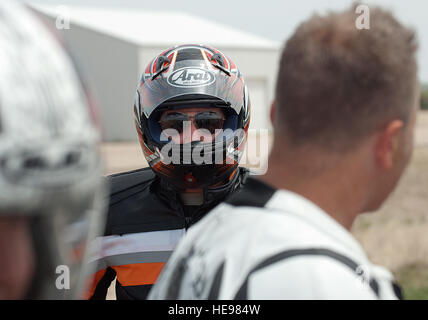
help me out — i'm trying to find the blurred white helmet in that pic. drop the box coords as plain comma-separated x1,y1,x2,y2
0,1,107,299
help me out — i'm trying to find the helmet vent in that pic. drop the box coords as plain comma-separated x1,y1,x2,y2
175,48,203,62
64,151,82,165
152,55,171,80
24,156,46,169
210,53,225,67
155,55,170,72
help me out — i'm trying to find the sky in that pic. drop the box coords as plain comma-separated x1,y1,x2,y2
21,0,428,82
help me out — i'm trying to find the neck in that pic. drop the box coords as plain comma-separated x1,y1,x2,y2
180,190,204,205
176,168,240,206
260,144,372,231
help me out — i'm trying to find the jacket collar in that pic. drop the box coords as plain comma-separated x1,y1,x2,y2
227,176,368,260
267,187,368,260
155,167,249,223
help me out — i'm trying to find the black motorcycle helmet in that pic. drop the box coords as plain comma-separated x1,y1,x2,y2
135,44,251,189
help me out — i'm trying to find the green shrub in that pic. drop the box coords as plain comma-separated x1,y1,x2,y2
403,287,428,300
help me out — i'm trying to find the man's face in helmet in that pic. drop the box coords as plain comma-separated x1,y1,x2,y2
0,217,35,299
159,107,225,144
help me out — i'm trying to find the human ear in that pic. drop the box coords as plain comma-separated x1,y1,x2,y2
375,119,404,170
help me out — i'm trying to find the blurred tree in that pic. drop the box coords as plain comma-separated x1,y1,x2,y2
421,83,428,110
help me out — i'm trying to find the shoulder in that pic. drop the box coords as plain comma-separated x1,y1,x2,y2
106,167,157,207
108,167,156,197
186,205,385,299
239,252,379,299
102,167,183,235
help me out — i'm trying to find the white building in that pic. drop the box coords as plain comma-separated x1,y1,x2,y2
31,5,281,142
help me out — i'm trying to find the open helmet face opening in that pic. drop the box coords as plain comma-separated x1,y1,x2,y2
135,45,250,189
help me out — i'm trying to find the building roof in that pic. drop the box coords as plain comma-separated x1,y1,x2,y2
31,4,280,49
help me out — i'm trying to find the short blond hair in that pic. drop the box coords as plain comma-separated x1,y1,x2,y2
275,3,418,151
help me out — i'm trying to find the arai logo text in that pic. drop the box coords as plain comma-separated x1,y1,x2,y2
168,67,215,87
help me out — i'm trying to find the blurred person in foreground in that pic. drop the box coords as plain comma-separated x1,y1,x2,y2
85,44,250,300
149,4,419,300
0,0,107,299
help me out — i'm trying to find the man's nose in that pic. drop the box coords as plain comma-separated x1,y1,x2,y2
181,120,199,144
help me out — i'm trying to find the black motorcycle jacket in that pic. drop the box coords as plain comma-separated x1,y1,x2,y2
86,166,248,300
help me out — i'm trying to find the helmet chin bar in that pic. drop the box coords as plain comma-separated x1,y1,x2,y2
146,127,245,190
155,162,238,191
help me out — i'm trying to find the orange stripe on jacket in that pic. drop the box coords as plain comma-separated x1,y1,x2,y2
84,269,107,299
113,262,165,286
